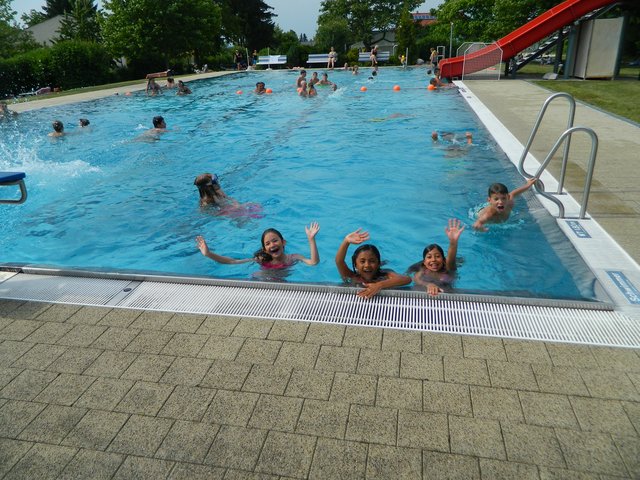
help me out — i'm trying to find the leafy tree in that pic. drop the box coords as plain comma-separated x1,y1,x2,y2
271,26,299,53
58,0,101,42
43,0,75,18
101,0,222,72
319,0,421,49
0,0,39,58
218,0,275,50
314,16,352,52
21,10,47,27
395,3,416,61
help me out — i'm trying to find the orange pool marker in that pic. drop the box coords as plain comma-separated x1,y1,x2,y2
393,85,401,91
265,88,273,94
427,84,436,90
236,90,243,95
360,86,367,92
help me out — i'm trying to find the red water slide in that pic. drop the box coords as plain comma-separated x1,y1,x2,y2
438,0,619,79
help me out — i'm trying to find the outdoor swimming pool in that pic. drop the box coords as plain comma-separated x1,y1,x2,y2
0,68,597,300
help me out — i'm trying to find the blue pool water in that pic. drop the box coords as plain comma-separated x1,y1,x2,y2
0,68,596,300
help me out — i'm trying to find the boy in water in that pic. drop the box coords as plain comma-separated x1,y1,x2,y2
473,178,538,231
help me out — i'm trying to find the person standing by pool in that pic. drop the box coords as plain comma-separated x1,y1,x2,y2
410,219,464,296
430,47,438,69
251,49,258,67
327,47,337,69
234,49,244,70
370,45,379,67
195,223,320,268
473,178,538,231
335,228,411,299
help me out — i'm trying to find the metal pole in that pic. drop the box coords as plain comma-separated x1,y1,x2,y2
449,23,453,58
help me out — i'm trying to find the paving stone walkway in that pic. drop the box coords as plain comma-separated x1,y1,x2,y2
1,299,638,479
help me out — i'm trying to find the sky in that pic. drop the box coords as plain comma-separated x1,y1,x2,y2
13,0,443,37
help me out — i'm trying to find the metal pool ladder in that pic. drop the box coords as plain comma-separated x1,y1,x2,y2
0,171,28,204
517,92,598,219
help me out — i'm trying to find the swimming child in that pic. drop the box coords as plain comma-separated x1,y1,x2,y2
298,80,308,97
307,83,317,97
411,219,464,295
335,229,411,299
195,223,320,268
296,70,307,88
146,78,162,96
48,120,65,137
431,131,472,144
309,72,319,86
193,172,262,218
176,80,192,95
473,178,538,231
254,81,266,94
317,73,333,86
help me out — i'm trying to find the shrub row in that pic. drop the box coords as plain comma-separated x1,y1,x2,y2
0,40,113,98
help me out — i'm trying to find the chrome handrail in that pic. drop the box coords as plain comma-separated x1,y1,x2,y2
517,92,575,191
533,126,598,219
518,93,599,219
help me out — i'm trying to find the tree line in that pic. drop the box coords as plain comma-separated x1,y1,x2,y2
0,0,637,94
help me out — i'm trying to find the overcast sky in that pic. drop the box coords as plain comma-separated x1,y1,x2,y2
13,0,443,37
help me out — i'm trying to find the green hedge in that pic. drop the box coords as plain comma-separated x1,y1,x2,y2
0,41,112,98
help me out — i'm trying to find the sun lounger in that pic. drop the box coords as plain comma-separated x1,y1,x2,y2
358,51,391,63
0,171,27,204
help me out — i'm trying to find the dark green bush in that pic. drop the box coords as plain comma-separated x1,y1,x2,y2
0,41,112,97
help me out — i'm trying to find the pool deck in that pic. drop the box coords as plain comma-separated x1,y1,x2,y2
1,78,639,479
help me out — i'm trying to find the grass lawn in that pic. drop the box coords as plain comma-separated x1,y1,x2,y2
519,64,640,124
530,79,640,124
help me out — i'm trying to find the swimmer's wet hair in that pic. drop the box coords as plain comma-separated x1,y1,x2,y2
52,120,64,132
488,183,509,196
152,116,165,128
79,118,90,126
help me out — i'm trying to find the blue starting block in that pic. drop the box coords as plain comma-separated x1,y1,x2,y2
0,172,28,204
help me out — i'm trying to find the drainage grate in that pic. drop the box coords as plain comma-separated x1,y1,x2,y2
0,273,130,305
1,272,638,347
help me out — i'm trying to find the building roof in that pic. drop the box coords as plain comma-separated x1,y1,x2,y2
25,15,63,46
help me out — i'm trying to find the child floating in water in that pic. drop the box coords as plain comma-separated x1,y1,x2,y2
411,219,464,295
194,172,262,218
335,228,411,299
431,131,472,144
196,223,320,269
473,178,538,231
